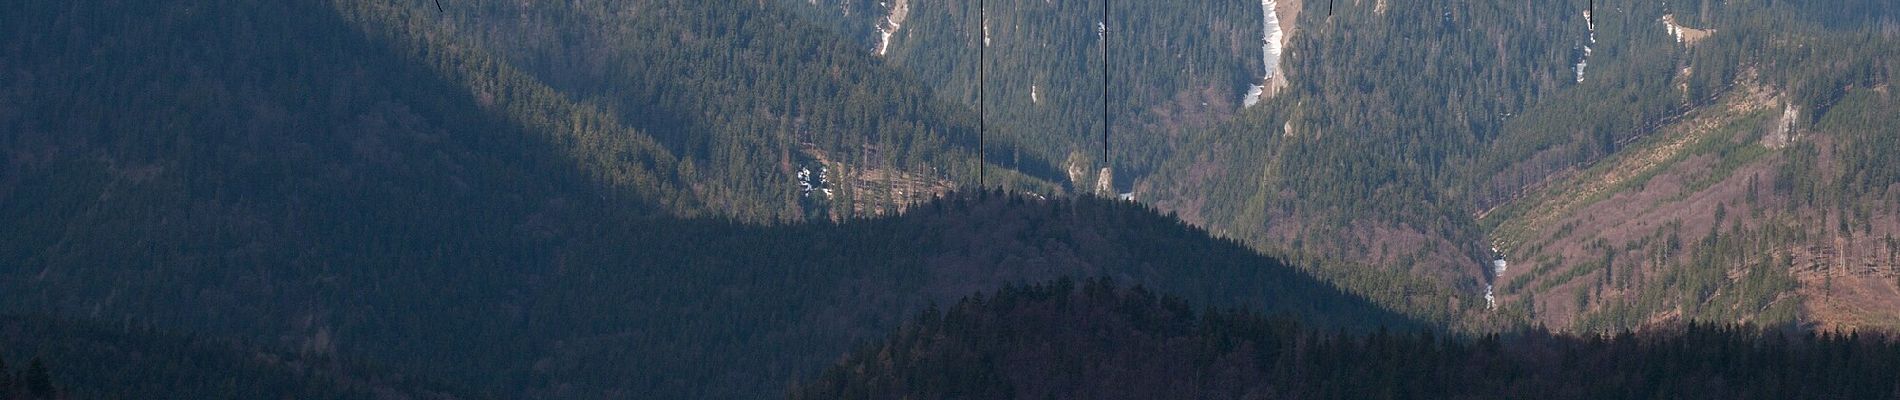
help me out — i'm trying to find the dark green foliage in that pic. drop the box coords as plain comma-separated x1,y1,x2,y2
418,0,1067,217
0,353,58,400
4,0,1897,397
499,192,1416,398
1119,0,1900,331
19,360,52,400
784,0,1267,185
0,316,475,400
798,280,1900,400
3,185,1415,398
0,0,1408,397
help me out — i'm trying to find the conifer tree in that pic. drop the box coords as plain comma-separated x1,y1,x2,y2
0,353,10,394
22,358,53,400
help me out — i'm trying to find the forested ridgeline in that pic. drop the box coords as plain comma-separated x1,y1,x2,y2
0,316,477,400
796,280,1900,400
433,190,1420,398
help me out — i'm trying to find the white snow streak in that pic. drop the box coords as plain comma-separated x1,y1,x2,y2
1664,14,1685,43
873,0,910,56
1576,10,1596,83
1243,85,1266,108
1261,0,1284,82
1246,0,1285,108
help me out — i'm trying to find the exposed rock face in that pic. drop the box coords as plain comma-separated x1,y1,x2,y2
1663,13,1713,45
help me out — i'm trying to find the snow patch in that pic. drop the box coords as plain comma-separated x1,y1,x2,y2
1246,0,1286,108
1764,103,1800,149
873,0,911,56
797,166,833,199
1261,0,1284,82
1243,85,1266,108
1575,9,1596,83
1487,246,1508,311
1664,14,1684,43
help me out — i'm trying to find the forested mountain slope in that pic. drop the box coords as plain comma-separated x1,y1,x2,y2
792,0,1900,331
4,0,1897,398
1479,26,1900,331
1133,0,1597,329
787,0,1284,193
0,315,478,399
409,0,1061,220
0,2,1409,397
797,280,1900,400
780,0,1509,329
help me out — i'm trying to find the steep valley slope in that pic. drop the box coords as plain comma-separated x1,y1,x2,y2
0,1,1412,397
777,0,1900,332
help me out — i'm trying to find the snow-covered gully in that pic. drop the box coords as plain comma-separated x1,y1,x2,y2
1576,9,1595,83
1245,0,1285,108
873,0,910,56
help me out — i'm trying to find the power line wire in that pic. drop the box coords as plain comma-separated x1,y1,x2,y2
978,0,987,188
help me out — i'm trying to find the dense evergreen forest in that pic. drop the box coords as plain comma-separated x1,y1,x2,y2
1118,0,1900,330
784,0,1269,186
1470,4,1900,330
0,0,1356,397
0,352,61,400
3,0,1899,396
0,0,1415,378
0,316,474,399
400,0,1063,219
796,280,1900,400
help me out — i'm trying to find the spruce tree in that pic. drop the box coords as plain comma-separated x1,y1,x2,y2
23,358,53,400
0,353,10,394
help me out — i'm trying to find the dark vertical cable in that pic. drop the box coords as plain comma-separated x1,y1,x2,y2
978,0,987,188
1101,0,1110,168
1588,0,1595,25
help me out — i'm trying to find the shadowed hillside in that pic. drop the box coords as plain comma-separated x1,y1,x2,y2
797,280,1900,400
